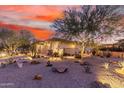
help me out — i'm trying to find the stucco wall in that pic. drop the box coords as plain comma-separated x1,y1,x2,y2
36,41,80,56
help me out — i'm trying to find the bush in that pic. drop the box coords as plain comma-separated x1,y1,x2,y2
75,54,81,59
53,52,59,57
106,52,111,58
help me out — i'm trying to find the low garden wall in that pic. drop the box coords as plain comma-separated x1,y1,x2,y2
111,51,124,58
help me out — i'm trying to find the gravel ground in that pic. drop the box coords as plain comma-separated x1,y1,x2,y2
0,57,124,88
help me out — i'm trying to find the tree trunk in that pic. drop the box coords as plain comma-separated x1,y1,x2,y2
80,44,85,59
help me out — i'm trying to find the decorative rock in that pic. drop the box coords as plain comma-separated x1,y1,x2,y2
51,67,68,73
31,60,40,64
33,74,42,80
17,62,23,68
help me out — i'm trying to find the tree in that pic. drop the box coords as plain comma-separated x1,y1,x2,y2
0,28,17,54
0,28,35,55
17,30,34,47
17,30,36,55
52,5,123,58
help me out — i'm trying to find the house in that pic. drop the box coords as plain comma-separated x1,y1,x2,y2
35,38,81,57
100,39,124,58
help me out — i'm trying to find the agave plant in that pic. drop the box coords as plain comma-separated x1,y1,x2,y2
104,62,109,69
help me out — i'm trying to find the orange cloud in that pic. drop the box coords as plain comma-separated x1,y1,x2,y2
0,22,55,40
27,14,63,22
31,29,54,40
0,5,64,22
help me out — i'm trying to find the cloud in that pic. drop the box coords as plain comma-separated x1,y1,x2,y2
0,5,76,30
0,6,78,40
0,15,52,30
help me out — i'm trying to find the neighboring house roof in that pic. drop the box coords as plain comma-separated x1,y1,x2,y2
101,39,124,48
46,38,78,44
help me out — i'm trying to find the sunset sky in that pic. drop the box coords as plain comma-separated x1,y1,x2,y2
0,5,76,40
0,5,123,44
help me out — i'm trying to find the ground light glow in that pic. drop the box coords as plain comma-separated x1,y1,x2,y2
96,66,124,88
48,57,62,62
115,67,124,75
